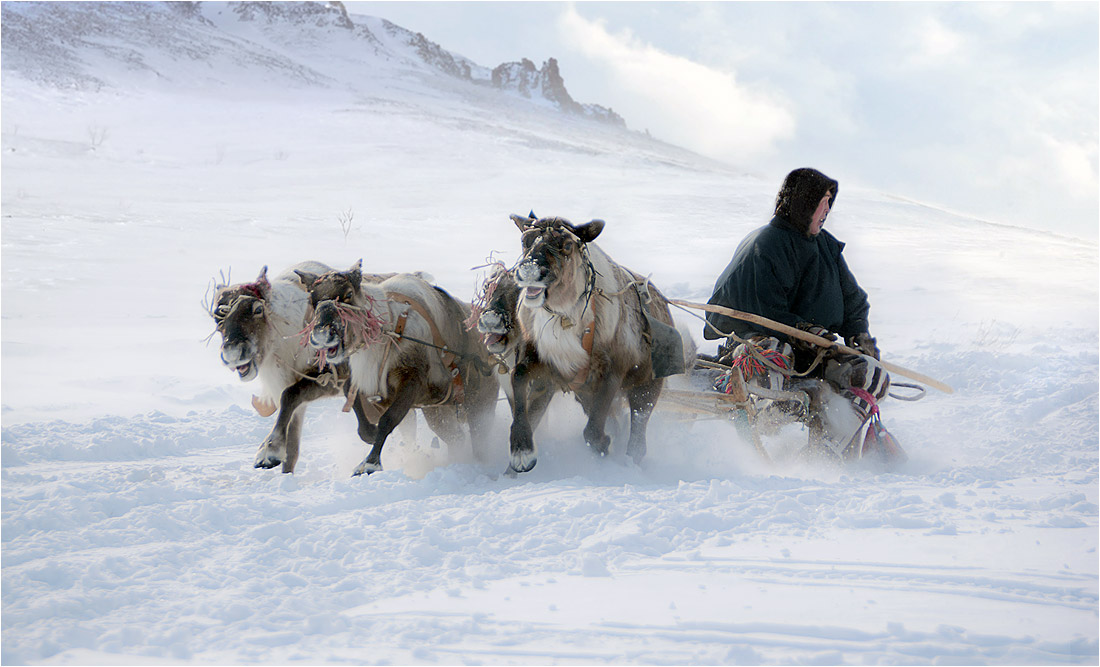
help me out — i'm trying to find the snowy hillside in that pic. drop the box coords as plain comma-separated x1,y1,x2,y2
0,1,623,124
2,1,1097,664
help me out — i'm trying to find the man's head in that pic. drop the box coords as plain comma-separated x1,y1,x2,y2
774,168,839,237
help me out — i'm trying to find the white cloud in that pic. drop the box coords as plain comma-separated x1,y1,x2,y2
1044,135,1099,199
556,7,794,160
915,15,964,62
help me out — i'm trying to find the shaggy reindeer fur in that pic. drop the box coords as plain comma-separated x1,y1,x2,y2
506,214,693,474
298,261,498,476
210,261,378,473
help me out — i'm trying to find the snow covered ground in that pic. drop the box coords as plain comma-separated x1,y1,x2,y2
2,5,1098,664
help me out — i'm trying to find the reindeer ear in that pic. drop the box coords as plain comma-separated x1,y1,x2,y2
347,259,363,286
254,265,271,293
294,269,319,287
510,214,533,232
574,219,605,243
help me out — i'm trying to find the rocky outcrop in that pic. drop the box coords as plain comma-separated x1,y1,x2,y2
492,57,625,126
376,19,482,81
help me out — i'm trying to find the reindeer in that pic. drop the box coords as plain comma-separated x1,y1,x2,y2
470,265,558,440
505,214,694,474
209,262,385,473
297,261,499,476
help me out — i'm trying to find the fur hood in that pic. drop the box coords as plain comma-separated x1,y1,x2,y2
774,168,839,237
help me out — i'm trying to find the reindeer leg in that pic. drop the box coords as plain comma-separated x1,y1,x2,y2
422,406,465,450
527,375,554,432
255,378,335,470
350,392,379,446
352,370,423,477
582,369,619,458
396,411,418,446
462,364,499,464
624,377,663,465
507,349,541,475
281,409,305,474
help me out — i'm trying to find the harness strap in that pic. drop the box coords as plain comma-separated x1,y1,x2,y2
386,293,455,367
566,322,596,390
343,387,358,413
385,291,464,404
565,268,646,390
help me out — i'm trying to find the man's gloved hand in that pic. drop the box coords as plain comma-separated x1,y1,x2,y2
846,332,881,360
716,337,737,364
793,322,836,352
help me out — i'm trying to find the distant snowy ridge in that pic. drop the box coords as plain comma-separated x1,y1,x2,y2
0,0,625,126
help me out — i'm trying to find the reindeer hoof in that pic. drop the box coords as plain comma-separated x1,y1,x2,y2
508,448,537,474
586,434,611,458
255,437,286,469
254,456,281,469
352,460,383,476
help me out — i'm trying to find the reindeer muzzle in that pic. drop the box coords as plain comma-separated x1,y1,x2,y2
220,343,258,380
308,303,345,351
515,261,550,305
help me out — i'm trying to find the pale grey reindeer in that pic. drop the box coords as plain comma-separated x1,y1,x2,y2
209,262,382,473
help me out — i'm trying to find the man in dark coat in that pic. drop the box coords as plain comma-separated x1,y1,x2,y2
705,167,879,368
705,168,890,442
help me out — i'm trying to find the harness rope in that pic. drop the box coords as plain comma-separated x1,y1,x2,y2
847,386,879,417
298,284,496,410
840,385,905,463
297,298,386,371
683,304,829,380
464,260,509,333
731,347,791,383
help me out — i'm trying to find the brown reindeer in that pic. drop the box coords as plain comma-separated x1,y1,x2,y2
471,265,558,450
297,261,499,476
209,262,381,473
506,214,693,474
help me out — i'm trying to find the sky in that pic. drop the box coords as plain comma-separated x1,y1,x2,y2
349,1,1099,240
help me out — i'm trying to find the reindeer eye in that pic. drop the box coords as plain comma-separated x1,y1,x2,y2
562,240,575,254
214,304,230,320
252,301,264,316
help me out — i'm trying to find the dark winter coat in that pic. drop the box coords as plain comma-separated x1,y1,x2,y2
704,168,870,346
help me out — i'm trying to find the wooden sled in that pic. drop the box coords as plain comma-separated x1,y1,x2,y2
657,357,926,469
655,299,946,468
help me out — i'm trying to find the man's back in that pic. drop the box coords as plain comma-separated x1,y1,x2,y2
705,216,866,342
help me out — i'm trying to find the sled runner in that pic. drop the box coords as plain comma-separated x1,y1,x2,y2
657,300,950,468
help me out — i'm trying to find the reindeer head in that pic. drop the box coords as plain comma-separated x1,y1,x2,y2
296,260,380,367
511,214,604,310
210,266,271,381
474,266,521,355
